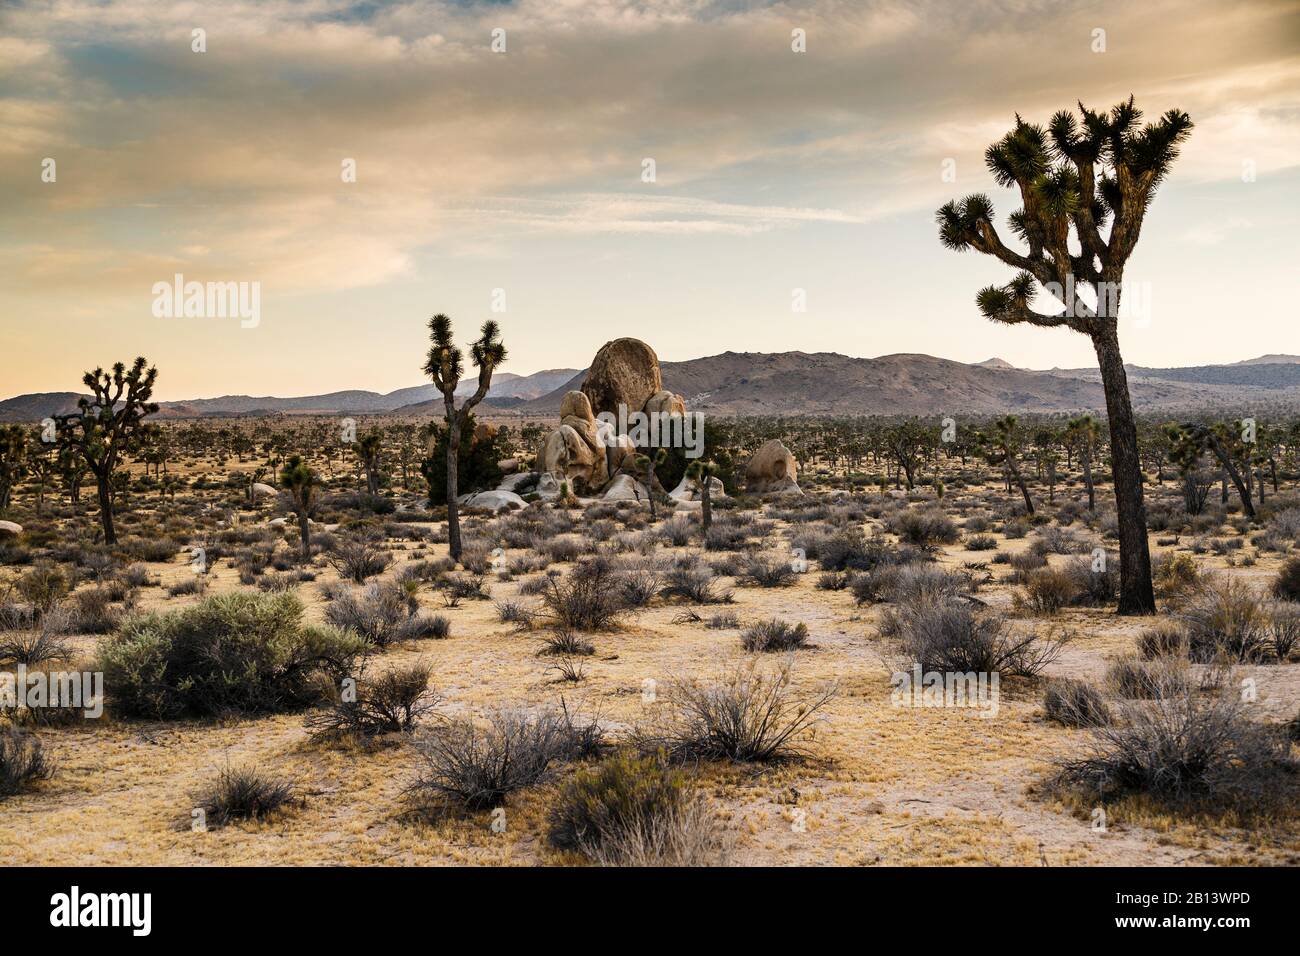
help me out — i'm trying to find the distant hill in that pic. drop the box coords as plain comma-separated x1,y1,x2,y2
1230,354,1300,366
8,354,1300,422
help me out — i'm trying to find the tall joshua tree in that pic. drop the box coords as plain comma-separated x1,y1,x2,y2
353,429,383,496
979,416,1034,515
54,357,159,544
422,314,507,562
0,424,28,513
937,98,1191,613
279,454,318,561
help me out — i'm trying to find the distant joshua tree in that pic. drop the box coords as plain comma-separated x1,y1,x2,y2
686,459,719,531
937,97,1192,614
422,314,507,563
979,415,1034,515
279,454,319,561
352,429,383,496
0,424,29,513
1065,414,1099,510
54,357,159,544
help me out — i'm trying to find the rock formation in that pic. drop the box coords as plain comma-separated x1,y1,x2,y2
532,338,686,498
744,439,801,495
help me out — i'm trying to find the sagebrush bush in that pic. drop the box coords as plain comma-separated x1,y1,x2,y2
1105,655,1190,699
739,555,796,588
1176,577,1269,663
632,663,835,763
1017,567,1077,615
740,618,809,652
409,708,592,811
99,591,365,719
0,726,53,799
890,508,959,547
884,596,1065,678
1050,684,1297,813
547,752,727,866
306,663,439,740
329,538,391,583
1043,678,1111,728
1273,556,1300,601
194,765,297,828
543,559,624,631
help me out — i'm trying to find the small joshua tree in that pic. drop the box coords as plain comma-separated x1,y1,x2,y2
352,429,383,496
279,455,318,561
635,448,669,519
422,314,507,562
937,98,1191,614
53,357,159,544
686,459,719,532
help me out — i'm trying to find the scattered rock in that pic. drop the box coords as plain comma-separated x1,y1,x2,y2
581,337,664,419
602,474,651,502
458,489,527,512
0,520,22,536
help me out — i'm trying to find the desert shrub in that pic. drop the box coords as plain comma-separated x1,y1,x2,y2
890,508,959,547
965,534,997,551
1001,519,1030,539
0,726,53,799
740,618,809,652
194,765,297,828
1017,567,1077,615
329,538,391,584
1008,549,1048,582
543,559,624,631
707,611,740,629
518,574,554,597
439,573,491,603
68,587,123,634
539,630,595,657
702,520,751,553
542,535,587,563
1050,684,1297,813
1044,678,1111,728
1105,655,1190,699
1137,621,1189,659
632,662,835,763
661,518,694,547
853,563,966,606
1030,526,1090,556
661,558,733,605
1176,578,1269,663
408,709,574,811
1153,552,1204,598
1060,554,1119,607
459,540,494,575
1266,602,1300,662
122,563,156,589
306,663,439,740
99,591,365,719
494,599,537,629
884,598,1065,678
964,514,991,534
816,571,849,591
1273,556,1300,601
547,752,727,866
16,564,68,611
616,562,664,608
813,530,901,573
739,555,796,588
324,581,407,647
0,628,72,666
166,576,208,598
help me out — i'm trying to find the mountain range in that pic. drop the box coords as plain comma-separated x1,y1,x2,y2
5,354,1300,422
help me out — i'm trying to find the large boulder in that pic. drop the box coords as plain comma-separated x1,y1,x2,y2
581,338,663,419
668,474,725,502
250,482,279,501
744,439,801,495
458,490,527,513
0,520,22,536
601,473,651,502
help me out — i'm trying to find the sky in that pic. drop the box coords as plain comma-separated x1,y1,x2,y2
1,0,1298,402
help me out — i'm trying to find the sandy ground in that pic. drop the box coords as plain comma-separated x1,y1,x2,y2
4,488,1298,867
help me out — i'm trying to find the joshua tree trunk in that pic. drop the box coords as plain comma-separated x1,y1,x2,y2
446,412,463,561
1007,458,1034,515
1081,446,1095,511
296,508,311,561
95,473,116,544
1092,328,1155,613
700,481,713,532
